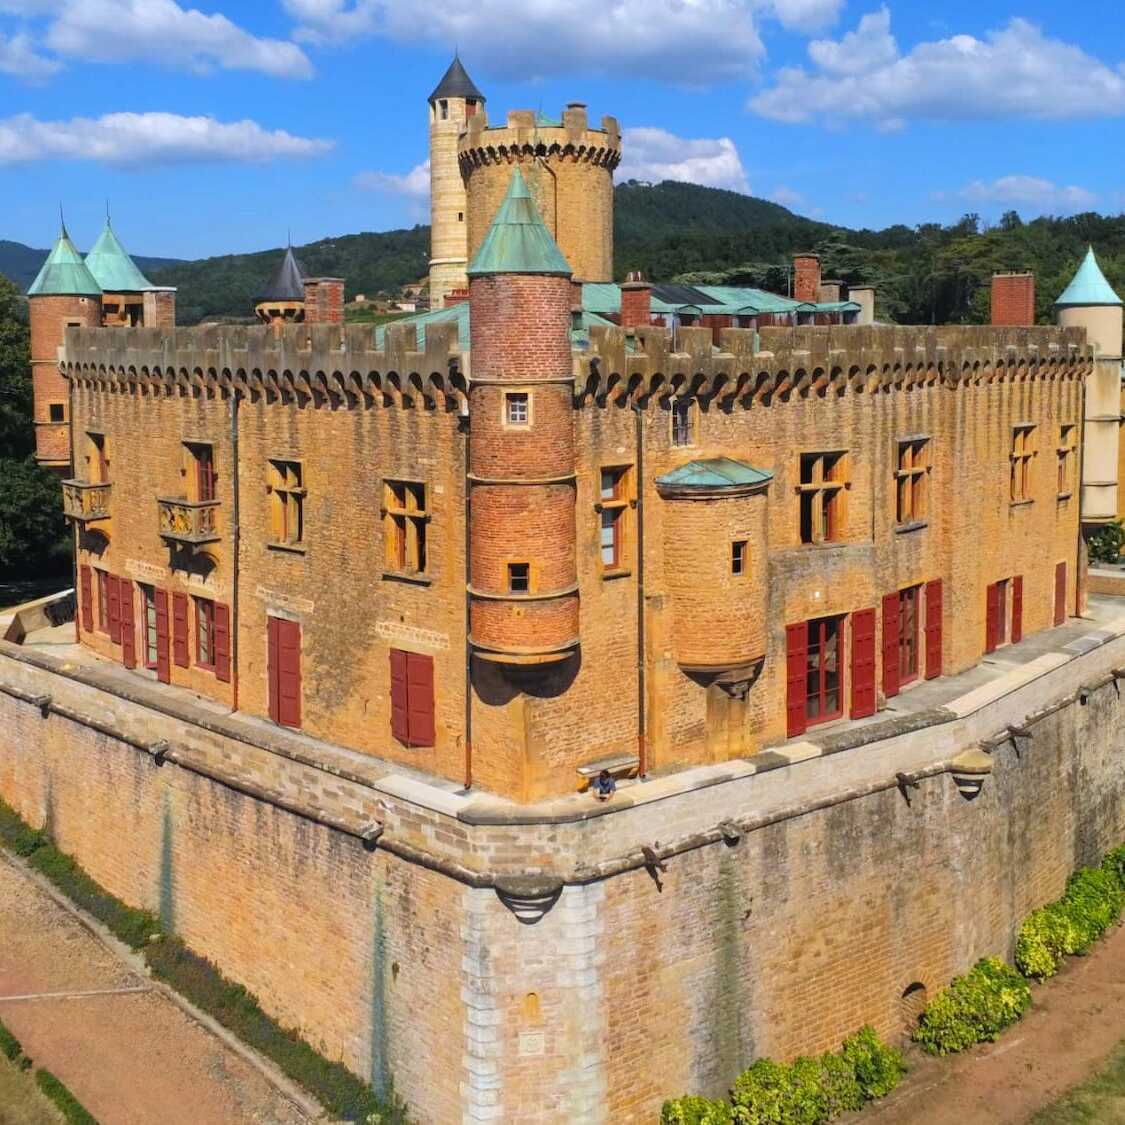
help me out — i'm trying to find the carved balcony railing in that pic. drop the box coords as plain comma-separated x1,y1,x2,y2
62,480,112,525
157,498,221,547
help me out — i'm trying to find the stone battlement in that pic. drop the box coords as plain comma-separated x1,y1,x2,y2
459,104,621,162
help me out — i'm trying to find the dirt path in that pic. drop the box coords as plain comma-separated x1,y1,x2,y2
0,854,313,1125
865,920,1125,1125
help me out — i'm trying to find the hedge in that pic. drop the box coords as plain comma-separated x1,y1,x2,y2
661,1027,904,1125
912,957,1031,1055
35,1069,99,1125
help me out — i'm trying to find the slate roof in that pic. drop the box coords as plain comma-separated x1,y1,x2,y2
655,457,774,493
27,227,102,298
84,219,154,293
467,168,572,277
1055,247,1122,308
428,55,484,104
256,246,307,303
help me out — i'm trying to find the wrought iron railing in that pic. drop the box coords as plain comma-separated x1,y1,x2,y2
157,497,220,546
61,480,112,524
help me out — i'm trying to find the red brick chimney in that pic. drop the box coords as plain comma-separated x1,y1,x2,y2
444,288,470,308
991,273,1035,327
793,254,821,303
620,270,652,331
303,277,344,324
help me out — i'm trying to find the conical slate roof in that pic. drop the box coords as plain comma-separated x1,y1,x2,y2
467,168,572,277
85,218,154,293
255,246,307,303
27,226,102,298
1056,247,1122,308
428,54,484,105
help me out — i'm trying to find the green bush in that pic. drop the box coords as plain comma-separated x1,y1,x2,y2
1103,844,1125,889
913,958,1031,1055
731,1056,826,1125
840,1026,904,1100
34,1069,98,1125
0,1017,26,1067
660,1094,735,1124
0,801,47,857
816,1051,864,1117
1088,521,1125,565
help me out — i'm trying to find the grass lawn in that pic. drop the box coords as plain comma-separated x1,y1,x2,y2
344,308,412,325
0,1053,63,1125
1031,1038,1125,1124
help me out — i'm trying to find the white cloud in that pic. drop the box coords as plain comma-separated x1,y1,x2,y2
750,10,1125,128
354,159,431,199
284,0,771,82
0,32,61,81
767,0,842,32
769,184,807,210
618,128,750,192
0,0,312,78
0,112,333,165
959,175,1097,214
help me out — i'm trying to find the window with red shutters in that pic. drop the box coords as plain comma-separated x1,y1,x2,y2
881,591,900,699
267,616,298,726
1054,562,1067,627
214,603,231,684
805,617,844,726
898,585,920,685
389,649,435,748
1012,575,1023,644
97,570,109,633
785,622,808,738
119,580,136,669
850,608,877,719
172,594,189,667
79,565,93,633
924,579,943,680
985,581,1000,653
154,589,171,684
108,574,122,644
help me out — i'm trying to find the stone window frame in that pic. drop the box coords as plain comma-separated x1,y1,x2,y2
183,440,217,503
796,449,850,545
506,559,535,595
47,401,66,423
731,540,748,576
195,595,216,671
267,458,306,549
670,397,696,447
1010,424,1037,504
1057,423,1077,499
595,464,633,576
894,435,931,525
86,431,108,484
382,478,429,578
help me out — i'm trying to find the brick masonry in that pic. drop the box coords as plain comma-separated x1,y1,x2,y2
991,273,1036,327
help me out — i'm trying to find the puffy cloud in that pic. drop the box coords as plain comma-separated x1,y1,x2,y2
767,0,843,32
0,112,333,165
959,175,1097,213
0,32,61,81
750,10,1125,128
284,0,769,83
0,0,312,78
618,127,750,192
354,159,431,199
768,184,807,210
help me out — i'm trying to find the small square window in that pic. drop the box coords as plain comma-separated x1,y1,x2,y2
48,403,65,423
508,562,530,593
505,392,530,427
732,540,747,576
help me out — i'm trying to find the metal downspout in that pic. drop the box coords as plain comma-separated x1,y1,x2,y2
230,388,241,712
463,408,473,791
634,401,647,780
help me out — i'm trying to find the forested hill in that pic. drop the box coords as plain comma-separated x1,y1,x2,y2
3,180,1124,326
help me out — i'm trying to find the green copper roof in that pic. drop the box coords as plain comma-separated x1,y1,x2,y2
1056,247,1123,308
656,457,773,492
467,168,572,277
27,227,102,298
84,219,154,293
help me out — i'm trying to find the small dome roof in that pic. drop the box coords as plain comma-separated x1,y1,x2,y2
85,219,154,293
1055,247,1122,308
27,226,102,298
655,457,773,496
467,168,572,277
255,246,307,303
428,54,484,105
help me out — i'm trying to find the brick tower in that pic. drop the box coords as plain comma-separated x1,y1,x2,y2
428,54,485,308
467,168,578,667
26,224,102,471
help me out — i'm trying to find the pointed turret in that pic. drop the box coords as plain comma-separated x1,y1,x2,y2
84,218,154,294
468,167,572,277
1056,247,1123,308
428,54,484,105
255,245,308,324
28,225,101,298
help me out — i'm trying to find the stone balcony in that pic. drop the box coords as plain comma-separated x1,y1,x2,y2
157,498,220,547
61,480,112,525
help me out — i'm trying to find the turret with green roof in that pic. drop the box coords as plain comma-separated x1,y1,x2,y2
84,217,154,294
467,167,572,278
27,224,102,298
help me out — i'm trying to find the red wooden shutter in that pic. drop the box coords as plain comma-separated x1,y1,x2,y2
881,591,900,699
277,619,300,727
79,565,93,634
785,623,808,738
1011,576,1023,644
108,575,122,644
985,582,1000,653
154,589,171,684
390,649,409,744
119,581,136,669
850,608,877,719
1054,562,1066,627
924,579,943,680
406,653,435,747
214,603,231,683
172,594,189,667
267,617,281,724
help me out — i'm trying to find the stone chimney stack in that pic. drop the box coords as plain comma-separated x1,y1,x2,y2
991,273,1036,326
848,286,875,325
620,271,652,331
303,278,344,324
793,254,821,303
143,287,177,328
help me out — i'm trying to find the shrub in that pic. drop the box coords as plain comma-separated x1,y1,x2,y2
816,1051,864,1117
1015,905,1072,978
0,800,47,857
0,1017,26,1066
731,1056,830,1125
1088,520,1125,564
913,958,1030,1055
840,1026,904,1100
661,1094,735,1124
35,1069,98,1125
1103,844,1125,889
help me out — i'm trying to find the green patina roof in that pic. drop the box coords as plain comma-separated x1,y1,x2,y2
27,227,102,298
1056,247,1122,308
84,219,154,293
467,168,572,277
656,457,773,491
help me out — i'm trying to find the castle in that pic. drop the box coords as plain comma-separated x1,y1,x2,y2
6,55,1125,1123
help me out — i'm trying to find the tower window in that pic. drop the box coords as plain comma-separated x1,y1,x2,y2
457,212,464,222
1057,424,1077,496
439,99,448,120
731,540,747,576
466,98,478,117
508,562,530,594
670,398,695,446
504,392,530,428
48,402,65,423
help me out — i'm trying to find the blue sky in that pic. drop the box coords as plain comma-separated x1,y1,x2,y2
1,0,1123,259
